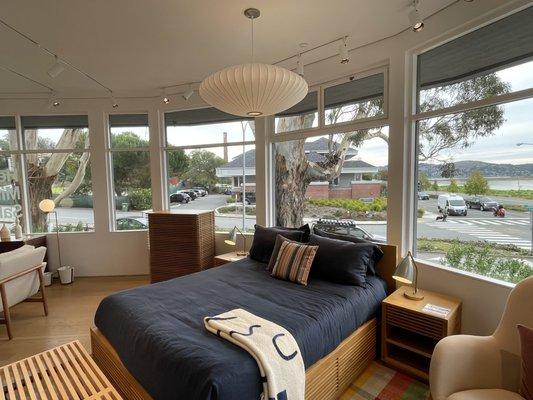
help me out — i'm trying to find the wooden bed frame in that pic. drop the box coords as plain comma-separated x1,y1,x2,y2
91,244,398,400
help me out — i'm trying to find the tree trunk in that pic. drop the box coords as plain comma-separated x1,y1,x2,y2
27,162,55,232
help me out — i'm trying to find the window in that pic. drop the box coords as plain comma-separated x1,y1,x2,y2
108,114,151,231
272,128,389,241
274,92,318,133
20,115,93,233
324,73,385,125
413,7,533,284
165,108,255,232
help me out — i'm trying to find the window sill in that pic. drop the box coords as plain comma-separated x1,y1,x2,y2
413,257,516,289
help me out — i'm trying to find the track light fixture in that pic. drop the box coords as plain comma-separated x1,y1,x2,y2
182,86,194,101
296,54,304,76
47,56,65,78
339,37,350,64
161,88,170,104
47,91,60,108
110,93,119,108
409,0,424,32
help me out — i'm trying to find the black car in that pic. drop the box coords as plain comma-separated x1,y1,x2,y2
182,190,197,200
170,193,190,204
313,219,386,243
466,196,498,211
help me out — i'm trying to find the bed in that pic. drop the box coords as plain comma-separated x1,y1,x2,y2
91,243,397,400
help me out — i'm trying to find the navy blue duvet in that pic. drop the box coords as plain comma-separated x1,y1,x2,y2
94,257,386,400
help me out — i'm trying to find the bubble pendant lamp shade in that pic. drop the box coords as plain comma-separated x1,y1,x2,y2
199,62,308,117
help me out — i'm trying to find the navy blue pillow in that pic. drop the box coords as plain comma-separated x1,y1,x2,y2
249,225,305,263
309,234,381,286
312,227,383,275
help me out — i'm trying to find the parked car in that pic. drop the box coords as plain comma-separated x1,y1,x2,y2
466,196,498,211
116,217,148,230
170,192,190,203
192,187,208,196
313,218,386,243
243,192,256,205
437,194,467,216
418,191,430,200
359,197,375,204
181,190,197,200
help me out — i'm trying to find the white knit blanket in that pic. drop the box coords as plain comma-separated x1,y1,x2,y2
204,308,305,400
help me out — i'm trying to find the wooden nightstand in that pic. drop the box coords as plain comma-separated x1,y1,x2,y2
381,287,462,381
214,251,248,266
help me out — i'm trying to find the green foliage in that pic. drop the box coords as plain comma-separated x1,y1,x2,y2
167,149,189,179
111,132,151,196
442,241,532,284
418,173,431,191
308,197,387,213
417,208,425,218
440,162,457,178
362,173,373,181
184,150,226,188
464,170,489,195
448,179,459,193
217,205,256,215
226,197,236,204
129,188,152,211
54,221,88,232
432,180,439,192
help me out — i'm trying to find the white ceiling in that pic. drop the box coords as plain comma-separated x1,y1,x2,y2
0,0,458,98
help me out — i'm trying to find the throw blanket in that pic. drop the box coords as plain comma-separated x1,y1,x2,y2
204,308,305,400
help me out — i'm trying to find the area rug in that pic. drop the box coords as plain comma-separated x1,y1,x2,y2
340,362,430,400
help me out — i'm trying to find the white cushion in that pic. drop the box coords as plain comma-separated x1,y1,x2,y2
448,389,524,400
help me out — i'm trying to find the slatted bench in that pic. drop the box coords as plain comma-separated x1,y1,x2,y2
0,340,122,400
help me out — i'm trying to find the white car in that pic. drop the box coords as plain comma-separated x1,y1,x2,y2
437,194,467,216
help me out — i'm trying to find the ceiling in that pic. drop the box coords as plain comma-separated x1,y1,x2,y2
0,0,458,98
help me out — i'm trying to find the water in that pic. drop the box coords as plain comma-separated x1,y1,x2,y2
434,178,533,191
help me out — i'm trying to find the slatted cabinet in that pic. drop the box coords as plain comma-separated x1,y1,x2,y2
381,287,461,381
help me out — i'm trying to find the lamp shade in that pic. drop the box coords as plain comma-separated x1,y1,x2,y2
393,254,415,284
39,199,55,213
199,63,308,117
225,227,237,246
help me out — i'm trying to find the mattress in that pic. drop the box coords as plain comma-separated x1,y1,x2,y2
94,257,387,400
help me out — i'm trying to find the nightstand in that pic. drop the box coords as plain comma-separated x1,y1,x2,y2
381,287,462,381
214,251,248,266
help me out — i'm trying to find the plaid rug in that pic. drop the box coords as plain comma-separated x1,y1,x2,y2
340,362,430,400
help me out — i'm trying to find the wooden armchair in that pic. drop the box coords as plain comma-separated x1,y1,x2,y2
0,246,48,340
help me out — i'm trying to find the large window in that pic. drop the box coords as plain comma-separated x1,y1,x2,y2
108,114,151,231
165,108,255,232
413,7,533,284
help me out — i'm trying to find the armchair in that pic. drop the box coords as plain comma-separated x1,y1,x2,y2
430,276,533,400
0,245,48,339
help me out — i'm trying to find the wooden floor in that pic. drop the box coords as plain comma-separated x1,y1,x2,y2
0,276,148,365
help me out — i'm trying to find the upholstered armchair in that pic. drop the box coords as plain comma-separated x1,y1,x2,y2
430,276,533,400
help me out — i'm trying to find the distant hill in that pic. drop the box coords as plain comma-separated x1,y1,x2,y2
418,161,533,178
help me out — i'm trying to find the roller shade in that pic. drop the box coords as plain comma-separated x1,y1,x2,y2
109,114,148,127
418,6,533,89
21,115,88,129
165,107,251,127
0,116,15,130
325,73,384,109
276,92,317,117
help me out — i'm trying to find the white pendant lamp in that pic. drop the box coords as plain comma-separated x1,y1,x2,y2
199,8,308,117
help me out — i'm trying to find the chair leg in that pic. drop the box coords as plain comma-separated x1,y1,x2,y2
0,284,13,340
37,268,48,316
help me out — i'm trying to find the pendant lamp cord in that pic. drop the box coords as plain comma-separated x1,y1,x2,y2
251,15,254,62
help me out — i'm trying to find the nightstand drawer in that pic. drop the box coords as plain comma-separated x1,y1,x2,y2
386,304,445,339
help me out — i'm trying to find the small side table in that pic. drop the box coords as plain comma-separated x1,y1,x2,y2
381,287,462,381
214,251,248,266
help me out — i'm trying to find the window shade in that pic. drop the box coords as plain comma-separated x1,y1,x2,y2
0,116,15,130
21,115,88,129
165,107,251,126
276,92,318,117
324,73,384,109
109,114,148,127
418,6,533,89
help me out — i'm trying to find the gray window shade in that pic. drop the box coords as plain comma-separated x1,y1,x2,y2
21,115,88,129
418,6,533,89
276,92,317,117
165,107,251,126
0,116,15,130
325,73,384,109
109,114,148,127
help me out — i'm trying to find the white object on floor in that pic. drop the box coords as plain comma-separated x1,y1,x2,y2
205,308,305,400
58,265,74,284
43,271,52,286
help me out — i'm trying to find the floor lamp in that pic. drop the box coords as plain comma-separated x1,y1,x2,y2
39,199,62,269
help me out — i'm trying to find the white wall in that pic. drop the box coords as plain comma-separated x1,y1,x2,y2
0,0,529,334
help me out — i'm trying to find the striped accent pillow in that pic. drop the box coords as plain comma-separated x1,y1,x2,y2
271,241,318,286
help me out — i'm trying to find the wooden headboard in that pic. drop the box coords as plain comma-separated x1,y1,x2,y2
376,244,398,294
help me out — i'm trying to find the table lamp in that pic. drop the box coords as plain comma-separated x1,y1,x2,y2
39,199,62,268
225,226,247,256
393,251,424,300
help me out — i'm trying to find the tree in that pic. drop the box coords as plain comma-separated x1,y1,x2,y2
184,150,225,188
464,170,489,195
448,179,459,193
167,149,189,180
275,73,509,226
418,173,431,191
440,162,457,179
432,180,439,193
111,132,150,196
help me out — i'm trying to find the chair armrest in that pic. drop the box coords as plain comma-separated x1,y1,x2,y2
0,263,45,285
430,335,502,400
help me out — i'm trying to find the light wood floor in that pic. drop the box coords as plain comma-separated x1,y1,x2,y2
0,275,149,365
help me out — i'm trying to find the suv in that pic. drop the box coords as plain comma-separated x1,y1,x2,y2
170,192,190,204
466,196,498,211
192,187,208,196
313,219,386,243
